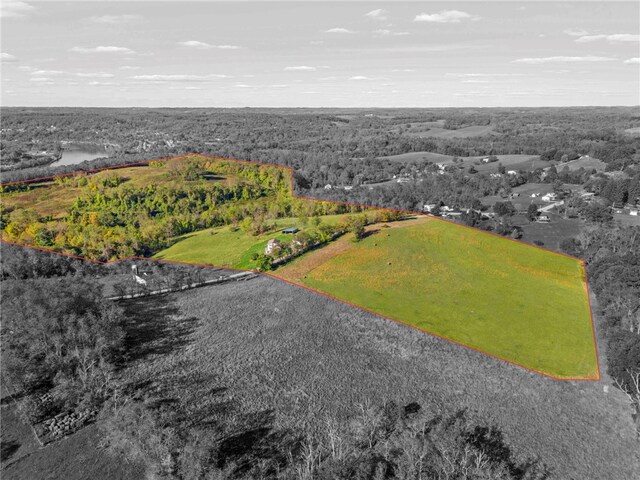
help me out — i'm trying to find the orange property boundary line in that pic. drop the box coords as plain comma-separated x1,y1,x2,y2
0,153,601,381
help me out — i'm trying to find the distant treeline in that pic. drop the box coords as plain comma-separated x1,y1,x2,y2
2,107,639,188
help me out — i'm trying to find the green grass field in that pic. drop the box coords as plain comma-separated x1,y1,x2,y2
275,218,597,379
154,214,350,269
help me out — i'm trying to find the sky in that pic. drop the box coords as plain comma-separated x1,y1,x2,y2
1,1,639,107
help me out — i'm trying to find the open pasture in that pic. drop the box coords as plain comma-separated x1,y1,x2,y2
274,217,598,379
402,124,496,138
154,214,350,269
378,151,548,174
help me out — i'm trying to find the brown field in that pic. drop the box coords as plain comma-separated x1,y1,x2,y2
112,277,638,479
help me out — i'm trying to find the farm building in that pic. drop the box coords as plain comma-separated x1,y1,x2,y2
282,227,300,234
541,193,558,202
507,170,518,175
537,215,551,223
630,209,639,216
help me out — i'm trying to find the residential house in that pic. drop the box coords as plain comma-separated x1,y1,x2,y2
265,238,282,255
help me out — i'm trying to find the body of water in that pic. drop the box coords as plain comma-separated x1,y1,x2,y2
50,147,106,167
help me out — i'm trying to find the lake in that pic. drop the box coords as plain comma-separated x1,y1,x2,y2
50,147,107,167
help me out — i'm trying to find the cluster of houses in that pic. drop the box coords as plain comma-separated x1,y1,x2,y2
528,192,559,202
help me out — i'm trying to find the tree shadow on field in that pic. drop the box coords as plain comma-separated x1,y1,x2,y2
120,296,199,363
217,409,303,476
1,440,20,464
362,228,380,239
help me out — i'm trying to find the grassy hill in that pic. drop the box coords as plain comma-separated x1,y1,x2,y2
154,214,351,269
274,217,597,379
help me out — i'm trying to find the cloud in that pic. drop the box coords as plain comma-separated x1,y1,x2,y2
0,0,35,18
563,28,589,37
132,74,229,82
89,14,142,24
31,70,65,75
325,27,356,34
392,69,415,72
178,40,242,50
76,72,115,78
374,29,410,37
30,77,53,83
349,76,370,80
70,46,135,54
119,66,140,70
575,34,640,43
624,57,640,64
365,9,387,21
284,66,316,71
446,73,525,78
1,52,18,63
414,10,478,23
514,56,615,64
29,69,115,78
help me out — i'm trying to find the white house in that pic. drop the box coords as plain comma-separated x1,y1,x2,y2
537,214,551,223
507,170,518,175
630,209,639,216
324,184,332,190
423,203,437,213
541,193,558,202
530,193,540,198
265,238,282,255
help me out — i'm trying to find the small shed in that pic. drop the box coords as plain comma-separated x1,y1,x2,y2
282,227,299,234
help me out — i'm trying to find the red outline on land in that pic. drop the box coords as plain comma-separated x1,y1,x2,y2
0,154,601,381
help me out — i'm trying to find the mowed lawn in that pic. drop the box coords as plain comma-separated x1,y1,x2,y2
154,214,351,269
275,218,597,379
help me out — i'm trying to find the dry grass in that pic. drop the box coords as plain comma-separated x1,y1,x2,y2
115,277,639,479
